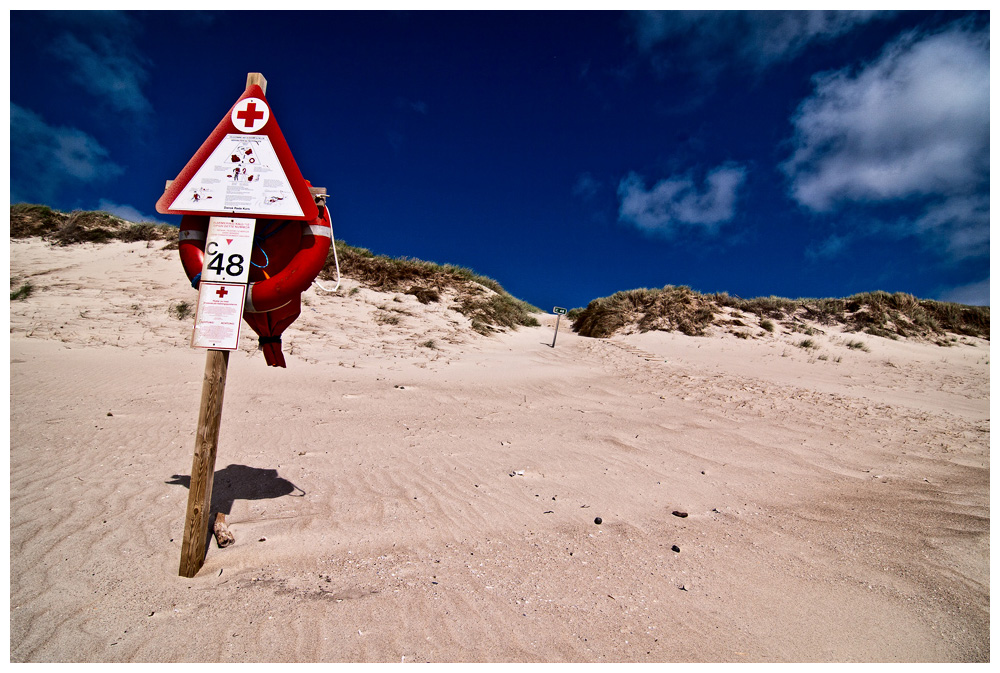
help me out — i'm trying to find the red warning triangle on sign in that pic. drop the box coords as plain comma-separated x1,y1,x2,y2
156,84,318,221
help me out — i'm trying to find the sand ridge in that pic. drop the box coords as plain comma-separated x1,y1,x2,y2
9,237,990,662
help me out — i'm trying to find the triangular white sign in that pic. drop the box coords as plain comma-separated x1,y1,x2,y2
169,134,305,218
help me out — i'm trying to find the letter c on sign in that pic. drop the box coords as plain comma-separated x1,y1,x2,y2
206,241,219,255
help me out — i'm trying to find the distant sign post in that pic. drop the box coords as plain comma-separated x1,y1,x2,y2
552,307,567,348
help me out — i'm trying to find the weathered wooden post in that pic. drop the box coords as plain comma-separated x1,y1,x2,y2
177,76,271,578
179,348,230,577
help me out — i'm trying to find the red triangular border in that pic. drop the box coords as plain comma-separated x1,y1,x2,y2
156,84,318,220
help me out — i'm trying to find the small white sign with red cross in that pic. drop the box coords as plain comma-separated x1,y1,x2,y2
191,282,247,350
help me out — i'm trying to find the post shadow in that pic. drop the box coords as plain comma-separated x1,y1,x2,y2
166,464,305,557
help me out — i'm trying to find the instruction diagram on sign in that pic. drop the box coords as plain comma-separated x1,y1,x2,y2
169,134,304,217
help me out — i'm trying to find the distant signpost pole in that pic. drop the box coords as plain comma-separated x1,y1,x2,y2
551,306,567,348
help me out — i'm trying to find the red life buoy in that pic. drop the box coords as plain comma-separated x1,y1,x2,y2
178,215,211,284
244,207,332,313
178,204,333,367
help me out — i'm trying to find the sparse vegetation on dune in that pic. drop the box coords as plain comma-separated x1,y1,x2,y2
320,240,541,334
10,280,34,301
12,205,986,342
570,286,717,338
573,286,989,341
10,203,178,246
9,204,541,336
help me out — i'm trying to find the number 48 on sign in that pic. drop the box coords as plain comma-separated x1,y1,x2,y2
201,217,253,283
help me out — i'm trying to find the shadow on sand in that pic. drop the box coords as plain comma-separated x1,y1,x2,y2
166,464,305,516
167,464,306,560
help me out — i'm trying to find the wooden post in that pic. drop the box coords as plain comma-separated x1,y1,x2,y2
246,72,267,92
179,349,230,577
177,74,269,577
551,313,561,348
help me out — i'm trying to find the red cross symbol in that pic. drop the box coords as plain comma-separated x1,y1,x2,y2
235,102,265,129
216,286,228,298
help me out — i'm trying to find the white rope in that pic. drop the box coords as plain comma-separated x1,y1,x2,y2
311,203,341,293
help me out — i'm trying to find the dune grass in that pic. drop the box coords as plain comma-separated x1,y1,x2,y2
573,286,989,341
10,281,34,301
10,203,178,246
319,240,540,334
9,204,540,335
571,286,717,338
12,205,984,342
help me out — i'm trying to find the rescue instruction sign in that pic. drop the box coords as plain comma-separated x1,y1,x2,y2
155,83,318,220
191,282,246,350
168,135,304,217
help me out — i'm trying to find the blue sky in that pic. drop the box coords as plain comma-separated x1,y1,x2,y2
9,9,991,309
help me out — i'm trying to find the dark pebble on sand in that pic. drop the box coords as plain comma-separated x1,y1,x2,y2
671,545,681,553
672,511,688,518
594,517,602,525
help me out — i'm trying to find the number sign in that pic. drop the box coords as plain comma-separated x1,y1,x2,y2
201,217,254,283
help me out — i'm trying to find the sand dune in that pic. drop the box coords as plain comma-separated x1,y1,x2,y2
9,237,989,662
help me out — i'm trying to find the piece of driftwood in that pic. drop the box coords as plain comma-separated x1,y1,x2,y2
213,513,235,548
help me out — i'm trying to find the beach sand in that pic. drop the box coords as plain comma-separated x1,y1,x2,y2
9,237,990,662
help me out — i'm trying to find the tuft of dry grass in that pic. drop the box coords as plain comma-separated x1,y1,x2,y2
572,285,718,338
712,290,989,339
168,301,193,321
10,281,34,301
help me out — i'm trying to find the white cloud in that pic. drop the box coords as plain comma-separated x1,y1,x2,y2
47,11,152,119
747,11,885,66
938,279,989,307
10,104,124,205
913,194,989,260
782,23,989,259
632,10,885,69
618,163,746,236
805,233,850,261
97,199,172,226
